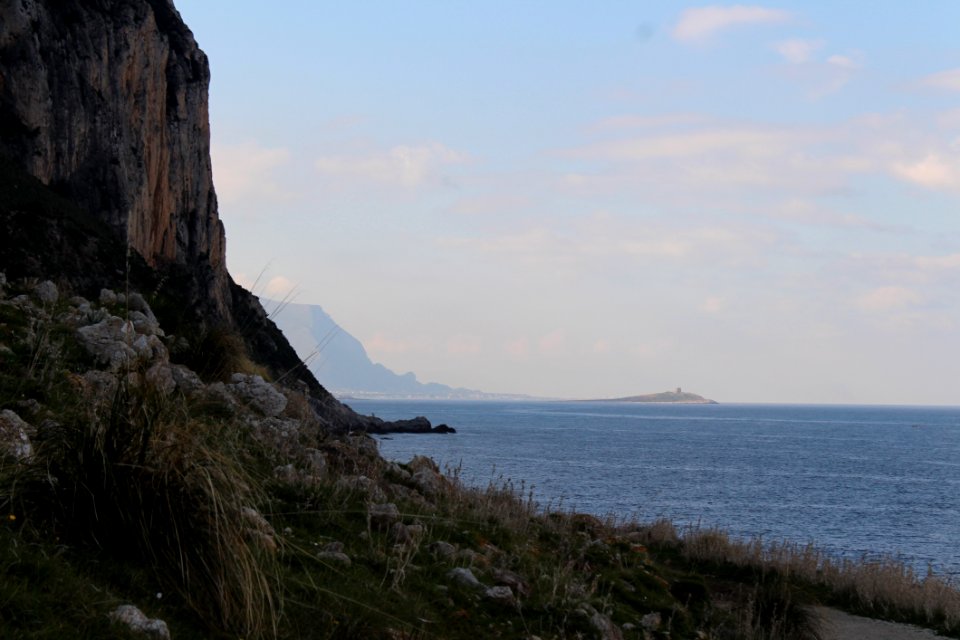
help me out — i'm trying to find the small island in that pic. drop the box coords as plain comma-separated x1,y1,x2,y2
592,387,717,404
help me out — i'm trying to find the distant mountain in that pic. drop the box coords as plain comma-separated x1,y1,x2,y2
593,389,717,404
267,300,513,399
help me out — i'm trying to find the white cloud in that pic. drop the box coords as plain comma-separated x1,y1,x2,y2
920,68,960,92
538,329,567,355
446,335,482,356
211,142,291,206
264,275,296,298
315,143,468,188
365,332,419,356
856,286,923,312
826,54,861,70
915,254,960,270
775,38,822,64
672,5,792,43
702,296,725,313
892,154,959,190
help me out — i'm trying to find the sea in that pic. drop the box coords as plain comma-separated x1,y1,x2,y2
346,400,960,579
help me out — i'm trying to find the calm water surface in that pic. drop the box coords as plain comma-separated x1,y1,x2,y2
347,400,960,577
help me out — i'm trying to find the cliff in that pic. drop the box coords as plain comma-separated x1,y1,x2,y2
0,0,228,315
0,0,432,433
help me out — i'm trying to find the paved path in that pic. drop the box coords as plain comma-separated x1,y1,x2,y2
816,607,948,640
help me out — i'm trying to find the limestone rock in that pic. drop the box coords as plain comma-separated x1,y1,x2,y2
169,364,204,395
447,567,484,592
76,317,137,371
640,612,661,631
0,410,34,460
317,551,352,567
484,585,517,607
429,541,457,559
144,363,176,396
0,1,230,315
109,604,170,640
411,468,444,496
368,503,400,528
590,612,624,640
227,374,287,417
33,280,58,305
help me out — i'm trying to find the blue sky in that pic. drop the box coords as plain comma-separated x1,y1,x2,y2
176,1,960,403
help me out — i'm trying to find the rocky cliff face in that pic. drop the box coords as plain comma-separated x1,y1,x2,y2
0,0,227,313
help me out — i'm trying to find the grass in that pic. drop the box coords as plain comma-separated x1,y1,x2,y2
1,276,958,639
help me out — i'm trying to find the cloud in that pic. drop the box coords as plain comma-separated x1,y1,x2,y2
701,296,725,313
365,332,418,356
672,5,792,43
504,338,531,358
919,68,960,92
892,154,960,190
211,142,291,207
263,275,296,298
915,254,960,270
775,38,822,64
856,286,923,312
446,335,482,356
826,54,861,70
314,143,468,188
538,329,567,355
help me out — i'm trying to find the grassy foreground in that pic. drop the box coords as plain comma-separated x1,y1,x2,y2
1,277,958,639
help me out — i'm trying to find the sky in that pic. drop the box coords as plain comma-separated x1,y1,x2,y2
175,1,960,404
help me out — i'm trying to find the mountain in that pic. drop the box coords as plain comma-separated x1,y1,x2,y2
270,301,514,399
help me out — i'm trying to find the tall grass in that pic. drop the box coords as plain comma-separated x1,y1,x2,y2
7,379,280,637
642,521,960,635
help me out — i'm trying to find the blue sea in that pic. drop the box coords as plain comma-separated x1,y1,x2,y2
346,400,960,578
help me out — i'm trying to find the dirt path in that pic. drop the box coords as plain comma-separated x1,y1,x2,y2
816,607,948,640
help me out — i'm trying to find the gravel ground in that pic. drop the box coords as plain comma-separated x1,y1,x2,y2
816,607,948,640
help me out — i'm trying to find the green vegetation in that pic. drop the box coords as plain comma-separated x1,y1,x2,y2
1,277,958,639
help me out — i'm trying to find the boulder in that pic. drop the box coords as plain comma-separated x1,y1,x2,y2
484,585,517,607
109,605,170,640
76,316,137,371
0,409,34,460
33,280,58,305
447,567,485,592
368,503,400,528
317,551,352,567
226,373,287,417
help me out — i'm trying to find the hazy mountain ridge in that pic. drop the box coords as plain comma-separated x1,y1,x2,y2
270,300,526,399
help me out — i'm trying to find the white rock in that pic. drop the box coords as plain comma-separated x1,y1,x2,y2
144,363,176,396
590,612,624,640
447,567,485,591
368,503,400,527
169,364,203,394
99,288,118,305
317,550,352,567
0,409,33,460
130,310,163,337
226,374,287,417
411,468,443,496
109,604,170,640
77,317,137,371
640,611,661,630
484,585,517,606
33,280,58,305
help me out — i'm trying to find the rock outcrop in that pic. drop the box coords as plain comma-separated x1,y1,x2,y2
0,0,227,315
0,1,451,435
